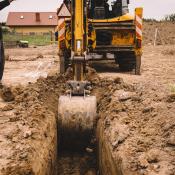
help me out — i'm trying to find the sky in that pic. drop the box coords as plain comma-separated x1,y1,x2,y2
0,0,175,22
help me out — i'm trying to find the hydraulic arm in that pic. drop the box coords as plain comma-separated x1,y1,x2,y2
58,0,97,149
68,0,89,95
58,0,143,148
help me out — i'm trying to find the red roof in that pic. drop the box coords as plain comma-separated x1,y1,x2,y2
7,12,58,26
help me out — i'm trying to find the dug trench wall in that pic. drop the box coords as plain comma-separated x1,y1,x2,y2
0,74,68,174
0,68,175,174
93,76,138,175
95,74,175,175
98,119,123,175
0,103,57,175
0,69,128,175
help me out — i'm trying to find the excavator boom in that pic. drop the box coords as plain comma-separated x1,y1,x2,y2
58,0,143,148
58,0,97,149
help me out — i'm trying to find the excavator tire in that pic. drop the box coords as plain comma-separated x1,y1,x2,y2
59,42,71,74
0,41,5,80
60,49,70,74
115,52,136,72
135,55,141,75
58,96,97,150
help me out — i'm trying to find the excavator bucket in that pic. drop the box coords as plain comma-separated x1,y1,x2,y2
58,95,97,149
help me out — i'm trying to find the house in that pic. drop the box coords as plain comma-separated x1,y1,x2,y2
6,12,58,34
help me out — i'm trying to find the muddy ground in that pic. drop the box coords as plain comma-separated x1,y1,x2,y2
0,24,175,174
2,45,59,86
96,45,175,175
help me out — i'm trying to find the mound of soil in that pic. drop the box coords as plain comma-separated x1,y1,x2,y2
0,74,67,174
97,79,175,174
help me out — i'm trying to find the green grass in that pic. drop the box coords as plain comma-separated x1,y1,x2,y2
169,84,175,93
3,33,53,46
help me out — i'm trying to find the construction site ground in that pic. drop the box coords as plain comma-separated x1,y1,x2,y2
0,22,175,175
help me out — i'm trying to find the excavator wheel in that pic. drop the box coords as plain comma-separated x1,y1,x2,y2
115,53,135,72
135,55,141,75
0,41,5,80
59,48,70,74
118,60,135,72
58,96,97,150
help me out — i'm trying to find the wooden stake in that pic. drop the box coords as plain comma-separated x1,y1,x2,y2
154,28,158,46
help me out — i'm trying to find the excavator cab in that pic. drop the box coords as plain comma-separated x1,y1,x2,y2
89,0,130,19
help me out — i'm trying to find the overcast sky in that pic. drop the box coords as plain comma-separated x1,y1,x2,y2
0,0,175,22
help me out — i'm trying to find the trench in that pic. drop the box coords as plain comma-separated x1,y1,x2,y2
53,120,122,175
56,149,97,174
41,93,116,174
53,123,123,175
51,63,132,175
0,70,126,175
56,119,98,174
51,103,120,175
42,71,124,175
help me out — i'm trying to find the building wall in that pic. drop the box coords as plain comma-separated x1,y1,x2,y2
10,26,57,34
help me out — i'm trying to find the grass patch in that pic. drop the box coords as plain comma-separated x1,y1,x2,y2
3,33,53,46
169,84,175,93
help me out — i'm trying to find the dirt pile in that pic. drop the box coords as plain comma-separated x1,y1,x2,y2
97,78,175,175
0,74,68,174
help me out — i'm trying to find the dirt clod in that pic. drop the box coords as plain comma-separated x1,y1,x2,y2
0,87,15,102
167,93,175,102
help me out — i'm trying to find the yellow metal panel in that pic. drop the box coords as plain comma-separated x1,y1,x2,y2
74,0,84,41
88,28,96,49
135,8,143,17
112,31,135,46
89,14,134,23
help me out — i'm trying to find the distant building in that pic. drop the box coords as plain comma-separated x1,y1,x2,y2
6,12,58,34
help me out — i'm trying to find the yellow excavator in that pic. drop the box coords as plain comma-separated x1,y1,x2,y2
58,0,143,147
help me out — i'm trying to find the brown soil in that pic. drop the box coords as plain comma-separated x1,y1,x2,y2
3,45,59,86
0,22,175,175
0,69,99,174
96,45,175,175
0,45,60,174
143,21,175,45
